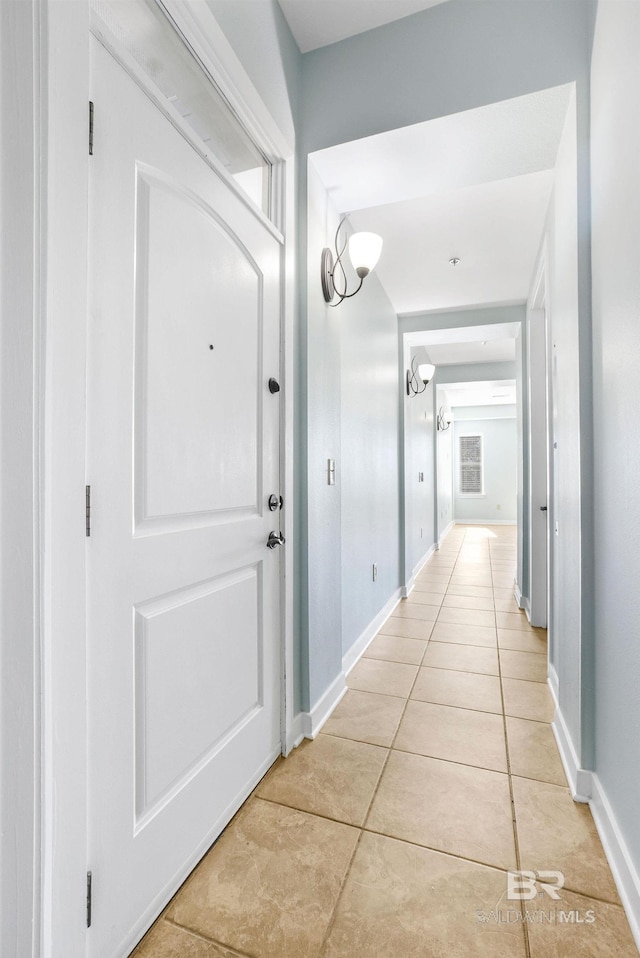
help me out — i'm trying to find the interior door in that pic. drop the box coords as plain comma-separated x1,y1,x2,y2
86,35,282,958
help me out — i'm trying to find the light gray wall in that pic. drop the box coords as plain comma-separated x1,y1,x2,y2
306,162,402,694
304,163,343,708
206,0,301,148
435,361,518,385
591,0,640,883
456,404,517,421
340,258,400,657
403,348,436,581
436,388,454,541
453,411,517,523
301,0,592,154
400,306,525,341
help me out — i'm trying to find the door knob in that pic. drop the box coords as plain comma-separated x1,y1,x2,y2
540,505,548,512
267,531,285,549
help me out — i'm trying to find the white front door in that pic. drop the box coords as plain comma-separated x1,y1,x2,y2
86,35,282,958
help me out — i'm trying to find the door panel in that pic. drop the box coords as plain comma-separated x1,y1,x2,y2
135,168,262,525
87,35,281,958
134,564,262,821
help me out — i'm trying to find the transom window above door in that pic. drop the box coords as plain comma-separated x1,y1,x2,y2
93,0,272,217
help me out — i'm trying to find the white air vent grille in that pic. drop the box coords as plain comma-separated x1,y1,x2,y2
459,434,483,495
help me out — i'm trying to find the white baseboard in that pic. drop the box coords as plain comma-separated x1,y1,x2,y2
301,587,405,741
301,672,347,739
513,580,530,616
589,773,640,952
412,542,437,579
550,691,591,802
437,520,454,547
402,543,437,597
514,581,525,608
342,588,403,675
402,577,414,598
285,712,305,755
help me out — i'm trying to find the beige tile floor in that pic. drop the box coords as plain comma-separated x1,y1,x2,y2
132,525,639,958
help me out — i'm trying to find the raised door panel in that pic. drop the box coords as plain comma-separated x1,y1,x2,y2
135,169,262,531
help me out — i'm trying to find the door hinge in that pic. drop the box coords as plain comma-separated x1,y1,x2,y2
89,101,94,156
86,871,92,928
86,485,91,537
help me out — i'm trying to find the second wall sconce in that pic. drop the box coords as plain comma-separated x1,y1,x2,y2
406,356,435,397
437,406,452,431
321,217,383,306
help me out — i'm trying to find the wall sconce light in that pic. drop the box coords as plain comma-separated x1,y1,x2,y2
321,217,383,306
437,406,452,431
406,356,435,397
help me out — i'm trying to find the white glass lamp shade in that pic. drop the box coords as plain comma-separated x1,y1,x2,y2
418,363,435,384
348,231,383,279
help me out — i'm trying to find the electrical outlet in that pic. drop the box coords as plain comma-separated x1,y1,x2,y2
372,563,377,582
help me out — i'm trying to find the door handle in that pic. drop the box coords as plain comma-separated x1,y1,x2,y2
540,506,548,512
266,531,285,549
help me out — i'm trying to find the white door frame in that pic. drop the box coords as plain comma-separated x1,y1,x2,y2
527,244,552,630
35,2,296,955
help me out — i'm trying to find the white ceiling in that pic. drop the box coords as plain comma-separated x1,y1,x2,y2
352,171,554,314
277,0,448,53
310,85,571,212
310,85,572,318
426,338,515,366
409,322,519,367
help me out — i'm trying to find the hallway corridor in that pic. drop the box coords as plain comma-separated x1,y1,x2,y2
132,526,637,958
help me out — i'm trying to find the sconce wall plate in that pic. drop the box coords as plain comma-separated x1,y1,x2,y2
321,247,334,303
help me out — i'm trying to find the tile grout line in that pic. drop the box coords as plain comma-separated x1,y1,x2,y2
490,537,532,958
354,655,546,684
314,827,367,957
359,823,521,876
164,917,255,958
315,542,467,957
